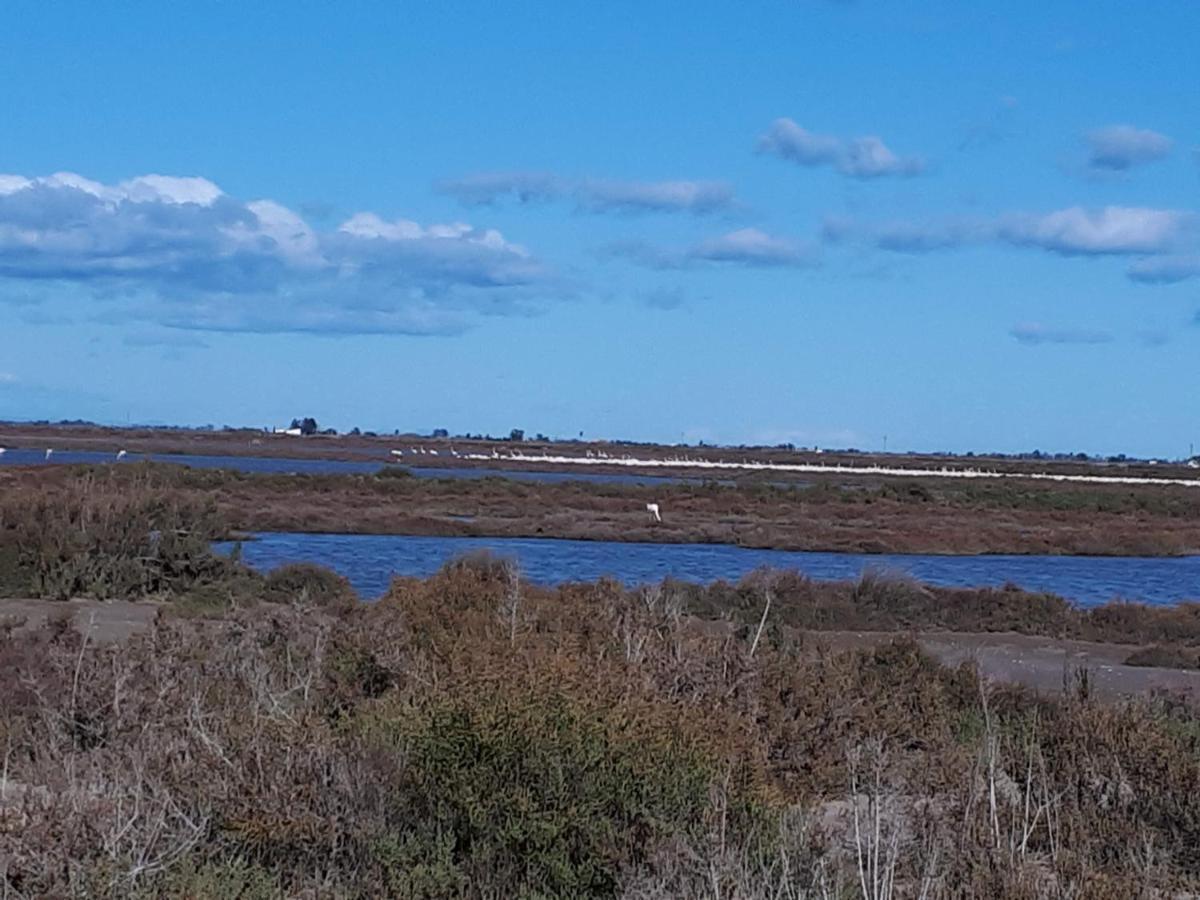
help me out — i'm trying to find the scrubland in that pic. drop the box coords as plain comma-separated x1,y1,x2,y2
3,556,1200,896
3,469,1200,895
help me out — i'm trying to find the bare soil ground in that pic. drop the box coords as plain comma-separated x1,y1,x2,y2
0,597,162,642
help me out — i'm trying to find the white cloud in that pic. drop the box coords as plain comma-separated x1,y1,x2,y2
601,239,682,270
608,228,818,270
823,215,986,252
579,179,734,214
1084,125,1172,172
122,330,209,349
0,176,33,195
639,286,689,310
1010,323,1113,345
120,175,224,206
1126,255,1200,284
998,206,1189,255
688,228,817,266
757,118,925,178
830,206,1193,259
436,172,564,206
438,171,737,214
0,171,556,336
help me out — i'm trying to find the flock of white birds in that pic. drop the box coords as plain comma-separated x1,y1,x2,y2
454,449,1200,490
0,448,127,460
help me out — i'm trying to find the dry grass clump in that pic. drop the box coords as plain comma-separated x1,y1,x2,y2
2,560,1200,896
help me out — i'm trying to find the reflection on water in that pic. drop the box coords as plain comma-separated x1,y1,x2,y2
215,531,1200,608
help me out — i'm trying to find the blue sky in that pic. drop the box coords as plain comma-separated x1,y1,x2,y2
1,1,1197,456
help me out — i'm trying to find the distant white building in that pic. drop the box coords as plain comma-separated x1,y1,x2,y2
273,427,303,437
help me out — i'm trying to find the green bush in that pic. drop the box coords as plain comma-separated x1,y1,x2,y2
371,692,723,897
0,538,30,597
131,858,279,899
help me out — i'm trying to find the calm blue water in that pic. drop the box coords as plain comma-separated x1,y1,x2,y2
214,531,1200,608
0,448,692,486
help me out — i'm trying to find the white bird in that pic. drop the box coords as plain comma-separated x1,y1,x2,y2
116,450,127,460
44,448,53,460
429,449,439,456
391,449,405,457
0,448,6,455
646,502,661,523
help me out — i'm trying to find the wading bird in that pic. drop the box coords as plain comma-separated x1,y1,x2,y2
646,502,661,523
116,450,127,460
44,449,53,460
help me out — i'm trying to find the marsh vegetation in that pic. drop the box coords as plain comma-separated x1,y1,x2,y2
5,461,1200,559
4,465,1200,895
2,555,1200,896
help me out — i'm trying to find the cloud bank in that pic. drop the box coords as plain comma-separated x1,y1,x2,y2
757,118,925,178
0,172,556,335
438,172,736,214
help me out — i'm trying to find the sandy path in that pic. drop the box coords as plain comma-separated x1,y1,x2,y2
0,597,162,643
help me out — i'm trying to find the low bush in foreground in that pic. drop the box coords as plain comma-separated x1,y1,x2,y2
2,561,1200,897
